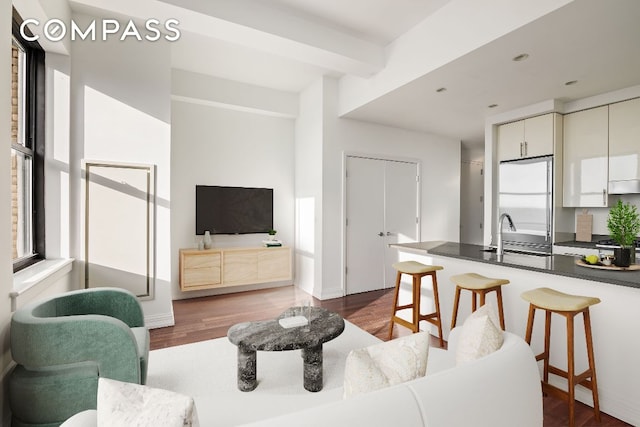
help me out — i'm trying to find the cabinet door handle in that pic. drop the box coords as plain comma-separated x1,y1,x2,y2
524,141,528,156
520,142,523,157
603,189,607,206
378,232,384,237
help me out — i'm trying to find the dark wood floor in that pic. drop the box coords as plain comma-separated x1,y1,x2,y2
150,285,630,427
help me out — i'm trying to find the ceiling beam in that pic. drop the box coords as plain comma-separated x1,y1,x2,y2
70,0,385,77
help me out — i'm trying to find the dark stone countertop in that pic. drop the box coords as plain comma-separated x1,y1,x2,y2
391,241,640,290
554,234,609,249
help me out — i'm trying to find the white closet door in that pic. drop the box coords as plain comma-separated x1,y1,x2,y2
345,157,385,295
346,156,419,295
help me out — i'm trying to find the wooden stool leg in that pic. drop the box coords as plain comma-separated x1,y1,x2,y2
525,304,535,344
430,272,444,347
412,275,420,333
543,310,552,384
495,287,506,330
583,309,601,421
471,291,477,312
388,271,402,340
567,313,575,427
450,286,461,330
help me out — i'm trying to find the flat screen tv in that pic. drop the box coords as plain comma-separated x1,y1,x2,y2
196,185,273,235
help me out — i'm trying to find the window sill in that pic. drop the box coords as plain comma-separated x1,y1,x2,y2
11,258,74,309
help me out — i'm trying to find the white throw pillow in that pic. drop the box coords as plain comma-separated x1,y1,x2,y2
97,378,199,427
343,332,429,398
455,303,504,365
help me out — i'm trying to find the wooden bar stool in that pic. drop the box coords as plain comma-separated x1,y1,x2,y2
521,287,601,427
450,273,510,330
387,261,444,347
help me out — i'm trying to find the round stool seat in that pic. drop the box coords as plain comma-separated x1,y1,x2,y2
392,261,443,275
450,273,509,290
521,287,601,312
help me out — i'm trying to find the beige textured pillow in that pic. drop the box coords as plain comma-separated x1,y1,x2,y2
97,378,199,427
455,303,504,365
343,332,429,398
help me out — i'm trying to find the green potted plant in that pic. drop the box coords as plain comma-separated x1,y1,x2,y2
606,200,640,267
268,229,277,241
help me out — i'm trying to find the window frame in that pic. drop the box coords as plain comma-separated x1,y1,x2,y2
12,9,45,272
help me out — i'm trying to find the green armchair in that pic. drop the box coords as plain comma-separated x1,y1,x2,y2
9,287,149,427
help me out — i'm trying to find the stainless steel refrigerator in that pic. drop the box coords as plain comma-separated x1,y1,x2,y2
498,155,553,254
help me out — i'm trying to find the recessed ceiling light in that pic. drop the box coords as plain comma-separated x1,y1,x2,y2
436,87,447,93
512,53,529,62
565,80,578,86
488,104,498,108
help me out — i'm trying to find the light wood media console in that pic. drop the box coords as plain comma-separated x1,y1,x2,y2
179,246,292,291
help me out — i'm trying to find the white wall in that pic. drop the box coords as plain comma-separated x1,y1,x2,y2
460,145,485,245
170,91,296,300
69,13,174,327
294,79,325,297
45,53,71,259
1,0,14,423
298,77,461,299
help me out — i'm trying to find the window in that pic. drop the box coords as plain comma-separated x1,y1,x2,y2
11,10,45,272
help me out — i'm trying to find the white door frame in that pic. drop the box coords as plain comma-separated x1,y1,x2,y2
342,151,422,297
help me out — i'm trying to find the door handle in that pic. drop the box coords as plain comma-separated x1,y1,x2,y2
378,232,384,237
386,232,393,236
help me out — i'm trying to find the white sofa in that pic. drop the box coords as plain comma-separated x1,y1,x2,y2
62,328,542,427
242,328,543,427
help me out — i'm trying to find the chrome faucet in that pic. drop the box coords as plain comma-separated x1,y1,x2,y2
497,213,517,260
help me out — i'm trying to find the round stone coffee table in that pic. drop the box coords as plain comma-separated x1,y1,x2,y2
227,306,345,392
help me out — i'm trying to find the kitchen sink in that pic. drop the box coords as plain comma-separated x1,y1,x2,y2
480,247,550,257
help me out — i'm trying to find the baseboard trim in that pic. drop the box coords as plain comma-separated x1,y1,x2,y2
145,312,175,329
319,289,345,300
548,376,639,425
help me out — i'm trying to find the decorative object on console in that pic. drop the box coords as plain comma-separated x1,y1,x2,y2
606,199,640,266
455,303,504,365
343,332,429,398
268,229,277,240
202,230,212,249
263,239,282,247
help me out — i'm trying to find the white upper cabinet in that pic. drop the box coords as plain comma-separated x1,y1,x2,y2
609,98,640,182
562,106,609,207
498,120,525,161
498,114,554,161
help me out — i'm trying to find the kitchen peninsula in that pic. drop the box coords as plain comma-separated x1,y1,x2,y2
392,241,640,426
